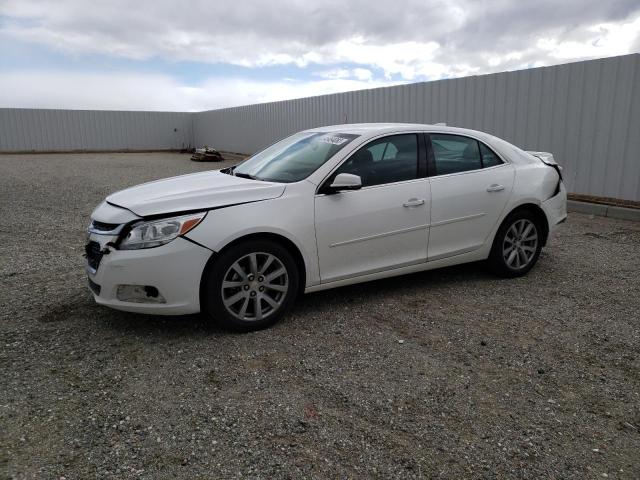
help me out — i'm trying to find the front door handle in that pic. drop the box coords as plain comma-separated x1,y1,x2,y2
403,198,425,207
486,184,505,192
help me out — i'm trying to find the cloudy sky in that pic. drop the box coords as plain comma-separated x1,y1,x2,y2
1,0,639,111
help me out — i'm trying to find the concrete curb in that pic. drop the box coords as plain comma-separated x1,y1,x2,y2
568,200,640,222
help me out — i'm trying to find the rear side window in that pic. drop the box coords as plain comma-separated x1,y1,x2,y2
430,134,503,175
479,142,503,167
431,134,482,175
334,134,418,187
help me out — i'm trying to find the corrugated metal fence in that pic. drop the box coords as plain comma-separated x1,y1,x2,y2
1,54,638,200
0,109,193,152
194,54,640,202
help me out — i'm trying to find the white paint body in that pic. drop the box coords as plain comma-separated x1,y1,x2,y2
87,124,567,314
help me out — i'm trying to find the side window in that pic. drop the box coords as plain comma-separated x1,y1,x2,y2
430,134,482,175
479,142,503,168
334,134,418,187
367,143,386,161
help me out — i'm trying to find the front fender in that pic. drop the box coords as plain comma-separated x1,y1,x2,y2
184,188,320,287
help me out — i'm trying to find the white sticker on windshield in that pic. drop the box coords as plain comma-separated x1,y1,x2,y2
317,135,349,145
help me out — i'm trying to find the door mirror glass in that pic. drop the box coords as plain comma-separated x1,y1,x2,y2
328,173,362,192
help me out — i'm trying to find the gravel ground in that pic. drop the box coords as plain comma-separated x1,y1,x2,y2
1,152,639,480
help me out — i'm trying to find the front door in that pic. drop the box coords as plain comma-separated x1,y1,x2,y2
314,133,430,283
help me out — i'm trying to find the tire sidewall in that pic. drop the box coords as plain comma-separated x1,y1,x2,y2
203,240,299,331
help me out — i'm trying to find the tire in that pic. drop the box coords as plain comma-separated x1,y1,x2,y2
487,210,543,278
202,240,299,331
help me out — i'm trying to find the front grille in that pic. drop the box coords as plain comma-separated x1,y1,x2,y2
91,220,120,232
85,241,103,271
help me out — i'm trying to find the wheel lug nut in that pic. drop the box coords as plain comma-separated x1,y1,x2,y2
250,291,257,297
243,285,249,291
259,286,264,292
258,276,264,282
248,275,254,281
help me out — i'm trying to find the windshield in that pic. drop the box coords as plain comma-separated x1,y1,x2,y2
234,132,359,183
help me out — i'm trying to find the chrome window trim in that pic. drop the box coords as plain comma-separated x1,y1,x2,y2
315,176,428,197
427,162,512,180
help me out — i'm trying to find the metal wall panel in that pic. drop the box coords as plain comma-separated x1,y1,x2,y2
194,54,640,201
0,109,194,152
1,55,638,200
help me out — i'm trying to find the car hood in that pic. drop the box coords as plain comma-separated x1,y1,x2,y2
106,170,286,217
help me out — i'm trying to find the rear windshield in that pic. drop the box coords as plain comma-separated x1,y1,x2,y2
234,132,359,183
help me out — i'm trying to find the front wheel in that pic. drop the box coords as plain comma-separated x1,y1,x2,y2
487,211,543,277
202,240,299,331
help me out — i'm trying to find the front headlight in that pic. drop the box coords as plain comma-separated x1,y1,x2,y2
119,213,206,250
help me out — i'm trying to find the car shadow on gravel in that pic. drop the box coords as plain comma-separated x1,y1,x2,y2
294,261,492,314
42,290,232,337
290,262,503,329
82,261,500,336
99,309,229,336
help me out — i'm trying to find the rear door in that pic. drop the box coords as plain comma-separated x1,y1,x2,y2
427,133,514,260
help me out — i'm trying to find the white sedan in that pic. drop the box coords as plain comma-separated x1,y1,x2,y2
86,123,566,330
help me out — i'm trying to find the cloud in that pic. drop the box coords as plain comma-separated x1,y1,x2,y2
316,69,353,80
0,71,404,111
352,68,373,81
0,0,639,110
537,15,640,59
1,0,639,79
316,67,373,81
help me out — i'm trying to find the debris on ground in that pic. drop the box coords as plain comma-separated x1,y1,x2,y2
190,146,225,162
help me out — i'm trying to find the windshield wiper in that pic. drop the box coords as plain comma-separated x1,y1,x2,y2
234,172,259,180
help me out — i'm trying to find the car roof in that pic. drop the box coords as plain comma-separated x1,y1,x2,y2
304,122,537,165
304,122,493,139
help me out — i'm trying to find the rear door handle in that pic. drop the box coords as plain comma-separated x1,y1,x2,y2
403,198,425,207
486,184,505,192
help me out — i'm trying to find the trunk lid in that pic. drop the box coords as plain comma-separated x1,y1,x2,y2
527,151,563,181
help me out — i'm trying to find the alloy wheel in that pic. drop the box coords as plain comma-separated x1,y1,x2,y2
220,252,289,321
502,219,538,269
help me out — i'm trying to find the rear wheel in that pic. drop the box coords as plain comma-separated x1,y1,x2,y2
487,211,542,277
202,240,299,331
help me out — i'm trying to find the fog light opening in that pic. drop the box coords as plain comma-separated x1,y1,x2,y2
116,285,166,304
144,286,159,298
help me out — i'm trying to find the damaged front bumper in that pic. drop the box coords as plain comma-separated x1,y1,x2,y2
85,233,211,315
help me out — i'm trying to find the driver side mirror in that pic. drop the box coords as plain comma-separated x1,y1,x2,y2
325,173,362,194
